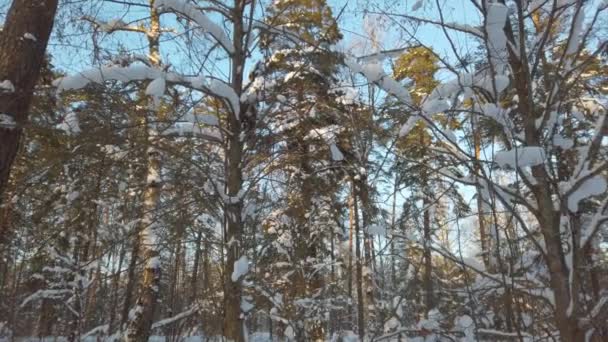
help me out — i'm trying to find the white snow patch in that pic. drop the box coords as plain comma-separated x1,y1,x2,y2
146,168,161,185
66,191,80,202
23,33,37,41
422,98,449,115
568,175,607,212
54,65,162,93
209,79,240,119
361,62,384,82
163,122,222,141
0,114,16,129
0,80,15,92
241,298,254,313
565,6,585,56
330,143,344,161
384,317,400,332
367,224,386,236
485,3,509,69
231,255,249,282
284,326,295,340
494,146,545,168
148,256,161,269
197,113,219,126
145,77,166,107
56,111,81,135
399,116,421,137
154,0,235,53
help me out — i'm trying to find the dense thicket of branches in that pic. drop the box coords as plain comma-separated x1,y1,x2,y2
0,0,606,341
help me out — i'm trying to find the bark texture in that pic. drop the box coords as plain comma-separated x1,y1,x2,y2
126,2,164,340
0,0,59,202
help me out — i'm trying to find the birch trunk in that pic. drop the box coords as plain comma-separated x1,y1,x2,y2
126,2,164,340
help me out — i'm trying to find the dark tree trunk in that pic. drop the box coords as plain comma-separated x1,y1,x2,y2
0,0,59,200
352,182,365,340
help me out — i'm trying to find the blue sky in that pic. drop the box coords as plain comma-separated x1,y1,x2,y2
36,0,483,75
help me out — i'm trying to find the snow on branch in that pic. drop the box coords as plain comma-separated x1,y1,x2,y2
383,12,484,37
427,71,509,101
53,65,239,117
0,114,16,129
344,57,413,105
566,175,607,213
356,48,407,63
53,65,165,93
231,255,249,282
154,0,235,54
484,3,509,69
20,289,72,308
209,78,240,119
53,65,239,126
580,196,608,249
493,146,546,169
162,122,222,142
82,15,145,34
0,79,15,92
151,305,199,329
82,324,109,338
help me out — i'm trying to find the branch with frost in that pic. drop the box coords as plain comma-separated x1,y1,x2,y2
54,64,203,94
82,15,143,33
477,176,539,215
393,232,555,306
344,57,413,105
477,329,533,340
356,47,408,63
369,11,484,38
563,163,608,212
207,78,240,119
20,289,72,308
161,122,223,142
580,196,608,249
53,64,242,134
589,295,608,321
151,305,199,329
153,0,235,54
81,15,177,35
572,111,607,177
82,324,109,338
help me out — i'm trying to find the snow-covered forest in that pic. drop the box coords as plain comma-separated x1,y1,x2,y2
0,0,607,341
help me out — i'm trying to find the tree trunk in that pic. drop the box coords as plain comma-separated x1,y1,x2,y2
357,180,375,330
420,132,434,315
352,182,365,340
506,24,582,340
121,238,140,328
0,0,58,220
348,192,355,304
422,195,434,315
125,2,164,340
125,140,163,342
472,115,490,270
390,175,398,290
222,2,247,341
109,244,126,334
190,229,203,302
